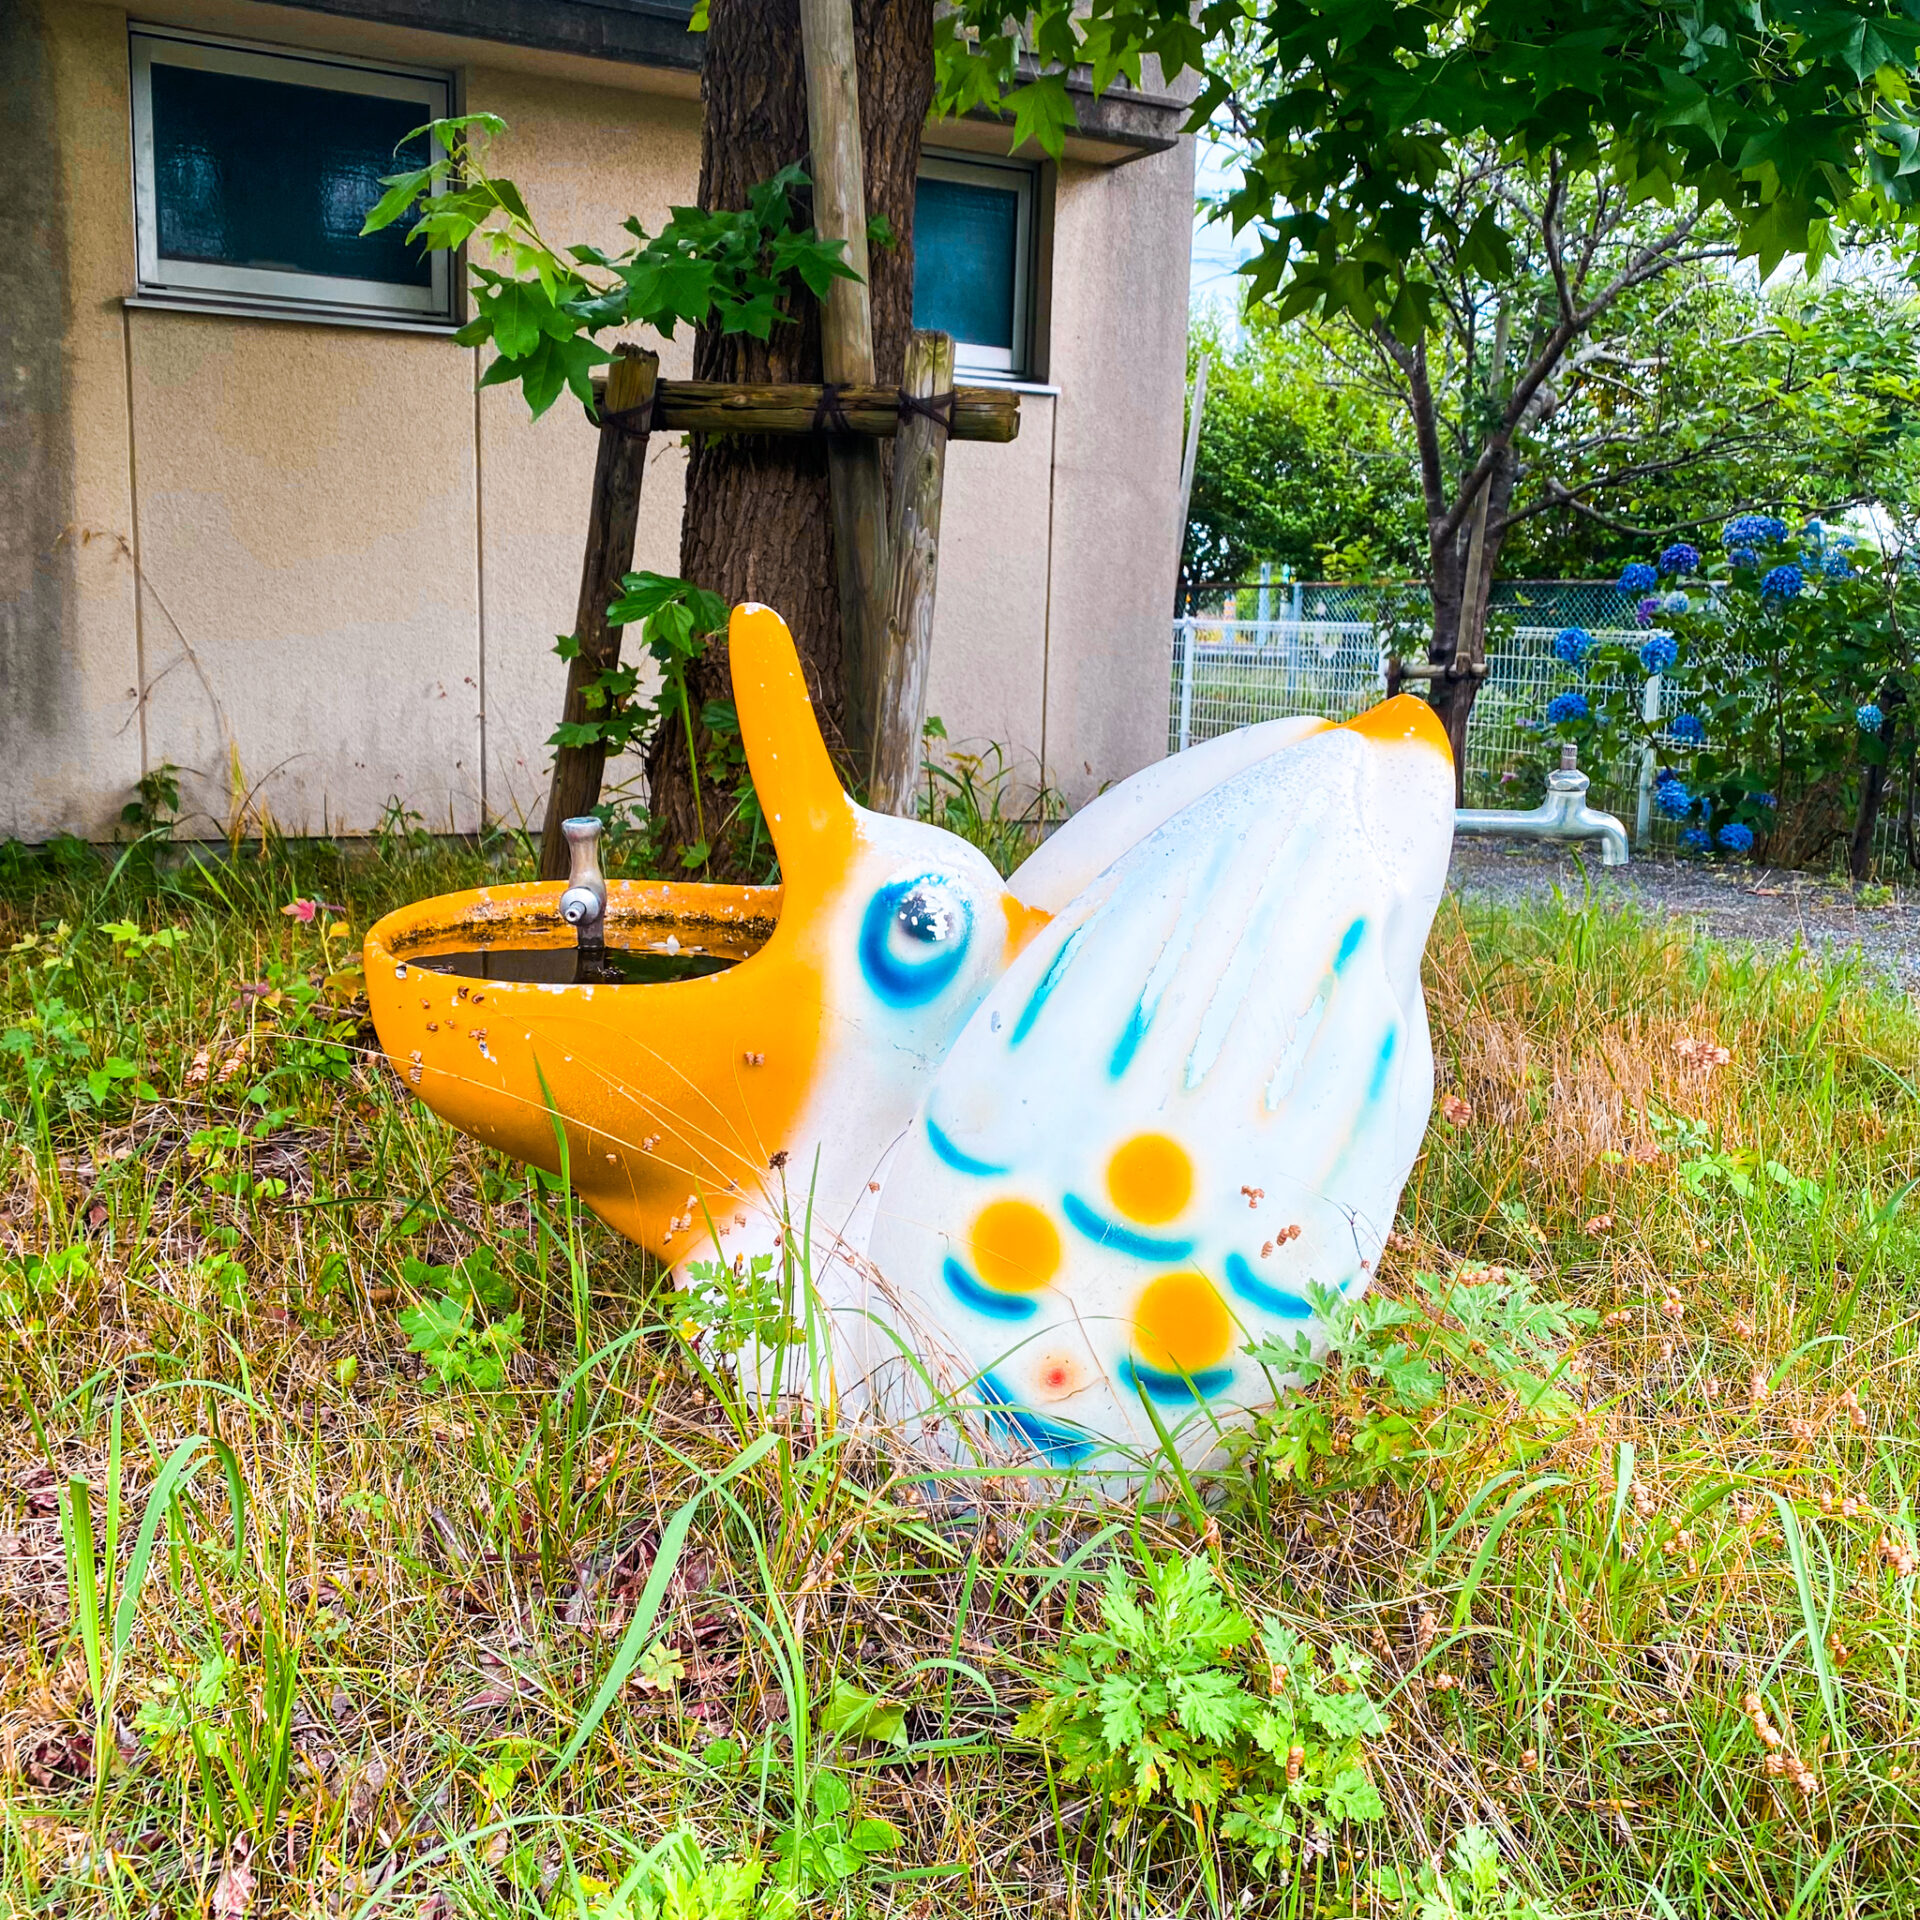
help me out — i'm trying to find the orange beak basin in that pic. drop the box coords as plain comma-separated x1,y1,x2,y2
362,876,795,1247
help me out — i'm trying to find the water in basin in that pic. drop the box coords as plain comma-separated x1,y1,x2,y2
409,944,740,986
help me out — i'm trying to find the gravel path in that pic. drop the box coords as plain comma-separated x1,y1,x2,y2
1447,841,1920,991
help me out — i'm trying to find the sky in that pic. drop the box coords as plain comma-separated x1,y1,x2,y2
1189,134,1256,311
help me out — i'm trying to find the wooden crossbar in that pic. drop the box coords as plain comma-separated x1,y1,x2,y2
591,375,1020,443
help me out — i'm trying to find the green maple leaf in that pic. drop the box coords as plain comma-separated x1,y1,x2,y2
1006,75,1077,154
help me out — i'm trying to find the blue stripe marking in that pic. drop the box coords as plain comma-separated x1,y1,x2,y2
1010,925,1085,1047
1333,917,1366,973
925,1115,1009,1178
1365,1024,1398,1102
1121,1358,1234,1404
1061,1192,1196,1262
1225,1252,1314,1319
979,1370,1095,1464
943,1255,1037,1321
1108,1002,1150,1079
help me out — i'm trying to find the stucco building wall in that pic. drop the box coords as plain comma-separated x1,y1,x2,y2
7,0,1191,841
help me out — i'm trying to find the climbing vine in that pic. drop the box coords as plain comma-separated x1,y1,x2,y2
362,116,858,416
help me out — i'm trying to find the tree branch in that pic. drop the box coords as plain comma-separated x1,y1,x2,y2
1376,324,1448,523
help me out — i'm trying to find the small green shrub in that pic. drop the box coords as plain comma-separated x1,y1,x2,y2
1017,1553,1385,1877
399,1284,523,1393
1377,1824,1565,1920
580,1824,779,1920
768,1770,902,1896
1240,1269,1594,1492
675,1252,800,1357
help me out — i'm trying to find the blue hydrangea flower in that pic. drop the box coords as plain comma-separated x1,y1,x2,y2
1728,545,1760,570
1634,597,1660,629
1545,691,1590,725
1681,826,1711,851
1723,513,1789,547
1662,591,1691,615
1754,791,1778,809
1858,703,1885,734
1619,561,1659,594
1717,822,1755,853
1552,626,1593,664
1640,633,1679,673
1655,778,1693,819
1761,564,1804,599
1823,551,1853,578
1669,712,1704,745
1802,518,1825,548
1659,542,1701,576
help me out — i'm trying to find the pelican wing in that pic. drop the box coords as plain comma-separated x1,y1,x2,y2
867,706,1453,1460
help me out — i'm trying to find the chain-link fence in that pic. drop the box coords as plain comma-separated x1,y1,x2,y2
1171,578,1914,867
1171,580,1664,824
1167,572,1920,867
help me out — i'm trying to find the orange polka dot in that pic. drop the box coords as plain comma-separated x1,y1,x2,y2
970,1199,1061,1292
1133,1271,1232,1375
1106,1132,1193,1224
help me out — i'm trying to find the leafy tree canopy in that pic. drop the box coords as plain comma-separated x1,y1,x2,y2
1184,268,1920,584
1182,307,1422,584
937,1,1920,330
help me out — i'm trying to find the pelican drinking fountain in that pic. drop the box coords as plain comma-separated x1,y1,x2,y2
366,604,1458,1465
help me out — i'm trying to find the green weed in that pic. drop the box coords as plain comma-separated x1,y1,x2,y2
1016,1553,1386,1885
2,846,1917,1916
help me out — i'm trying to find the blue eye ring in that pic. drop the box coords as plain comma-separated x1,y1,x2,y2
859,874,972,1007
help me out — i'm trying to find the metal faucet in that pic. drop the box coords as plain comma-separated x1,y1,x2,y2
558,816,608,946
1454,745,1629,866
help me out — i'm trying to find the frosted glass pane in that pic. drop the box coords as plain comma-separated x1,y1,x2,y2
150,61,431,286
913,175,1017,351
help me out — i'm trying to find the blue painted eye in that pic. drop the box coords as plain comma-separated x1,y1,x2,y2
859,874,973,1006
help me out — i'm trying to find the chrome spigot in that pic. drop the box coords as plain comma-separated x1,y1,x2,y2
1455,744,1630,866
557,816,608,946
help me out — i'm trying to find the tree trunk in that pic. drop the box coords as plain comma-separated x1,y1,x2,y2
647,0,933,867
539,347,658,880
1849,686,1905,881
1425,451,1517,804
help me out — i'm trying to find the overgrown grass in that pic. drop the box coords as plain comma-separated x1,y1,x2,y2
1,836,1917,1917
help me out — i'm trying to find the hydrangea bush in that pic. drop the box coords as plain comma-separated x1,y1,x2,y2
1541,517,1916,870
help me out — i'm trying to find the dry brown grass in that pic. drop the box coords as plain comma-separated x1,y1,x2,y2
0,864,1916,1915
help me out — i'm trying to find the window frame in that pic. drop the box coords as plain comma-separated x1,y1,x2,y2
914,151,1037,379
128,24,456,326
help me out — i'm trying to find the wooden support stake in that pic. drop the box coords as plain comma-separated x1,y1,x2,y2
537,345,659,881
869,330,955,816
799,0,893,779
1174,352,1209,571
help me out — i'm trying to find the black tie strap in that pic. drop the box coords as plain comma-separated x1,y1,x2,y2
811,382,854,436
897,387,956,433
601,396,656,435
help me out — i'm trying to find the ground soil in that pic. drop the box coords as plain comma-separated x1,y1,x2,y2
1447,841,1920,991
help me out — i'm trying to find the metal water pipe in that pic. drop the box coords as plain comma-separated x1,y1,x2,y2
1454,744,1630,866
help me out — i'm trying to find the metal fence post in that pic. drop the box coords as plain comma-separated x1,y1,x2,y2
1288,576,1304,704
1257,559,1272,652
1635,669,1662,847
1175,617,1197,753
